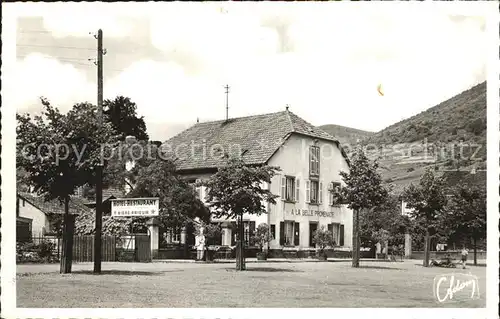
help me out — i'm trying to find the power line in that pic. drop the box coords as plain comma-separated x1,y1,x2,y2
16,54,91,62
18,30,52,34
16,44,94,51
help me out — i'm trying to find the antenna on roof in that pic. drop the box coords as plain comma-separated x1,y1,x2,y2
224,84,230,121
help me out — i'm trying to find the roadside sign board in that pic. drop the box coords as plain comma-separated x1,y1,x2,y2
111,198,160,217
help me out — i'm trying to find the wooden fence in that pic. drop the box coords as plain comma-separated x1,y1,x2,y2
28,235,117,262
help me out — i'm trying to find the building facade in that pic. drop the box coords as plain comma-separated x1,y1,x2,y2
161,109,353,251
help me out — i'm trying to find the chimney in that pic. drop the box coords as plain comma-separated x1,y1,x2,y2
285,104,289,111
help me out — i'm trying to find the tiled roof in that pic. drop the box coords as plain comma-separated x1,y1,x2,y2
18,192,91,215
161,110,347,171
103,187,126,200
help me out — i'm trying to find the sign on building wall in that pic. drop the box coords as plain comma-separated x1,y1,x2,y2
286,209,335,218
111,198,160,217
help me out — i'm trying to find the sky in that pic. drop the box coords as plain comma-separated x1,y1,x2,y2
11,3,488,141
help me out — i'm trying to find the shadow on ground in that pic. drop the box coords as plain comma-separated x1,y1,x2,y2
357,265,403,270
66,270,179,276
224,267,303,273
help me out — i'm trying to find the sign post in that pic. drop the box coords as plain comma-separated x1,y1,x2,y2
111,198,159,263
111,198,160,217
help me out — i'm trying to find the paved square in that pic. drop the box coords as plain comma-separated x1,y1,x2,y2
17,260,486,307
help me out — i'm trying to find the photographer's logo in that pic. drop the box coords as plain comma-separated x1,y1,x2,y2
433,273,479,303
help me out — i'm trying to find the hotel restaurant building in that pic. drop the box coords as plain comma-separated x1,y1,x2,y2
157,108,353,253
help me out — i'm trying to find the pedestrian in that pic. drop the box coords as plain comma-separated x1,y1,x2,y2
195,230,206,261
461,246,469,269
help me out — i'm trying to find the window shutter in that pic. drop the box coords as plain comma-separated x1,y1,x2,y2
305,180,310,203
319,181,323,204
279,222,285,246
316,147,320,175
281,176,286,199
339,224,345,246
295,178,300,202
309,147,313,173
294,222,300,246
328,182,333,206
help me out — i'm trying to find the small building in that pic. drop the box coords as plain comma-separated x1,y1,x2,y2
16,192,90,241
161,109,353,254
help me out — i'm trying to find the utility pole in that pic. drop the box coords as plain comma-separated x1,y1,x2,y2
224,84,229,121
94,29,104,273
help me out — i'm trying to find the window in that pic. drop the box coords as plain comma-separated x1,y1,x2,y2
160,226,182,247
327,223,345,246
279,221,300,246
328,223,340,246
309,222,318,247
309,146,320,176
328,182,342,206
281,176,299,202
270,224,276,240
307,180,323,204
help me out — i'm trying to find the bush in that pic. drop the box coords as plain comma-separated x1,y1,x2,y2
16,240,59,264
252,223,273,252
313,226,335,252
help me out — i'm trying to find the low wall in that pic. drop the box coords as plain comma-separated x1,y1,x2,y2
410,250,487,260
152,247,370,260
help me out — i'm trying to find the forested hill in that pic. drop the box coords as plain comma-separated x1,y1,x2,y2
318,124,373,145
364,81,486,149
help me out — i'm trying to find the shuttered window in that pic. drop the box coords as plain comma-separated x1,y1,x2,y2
310,181,319,204
310,146,320,176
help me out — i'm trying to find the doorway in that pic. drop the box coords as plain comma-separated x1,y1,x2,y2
309,222,318,248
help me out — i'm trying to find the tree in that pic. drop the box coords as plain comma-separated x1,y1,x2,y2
103,96,149,141
313,226,335,259
359,194,411,255
203,157,280,270
75,153,211,237
442,185,486,265
17,98,118,273
402,168,447,267
339,146,388,268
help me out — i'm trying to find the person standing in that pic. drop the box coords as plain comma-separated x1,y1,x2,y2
461,246,469,269
195,230,206,261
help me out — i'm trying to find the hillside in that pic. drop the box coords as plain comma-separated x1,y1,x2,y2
318,82,487,194
365,81,487,193
365,81,486,147
318,124,374,145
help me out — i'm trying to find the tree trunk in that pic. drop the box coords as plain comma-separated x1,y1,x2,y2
473,236,477,266
236,212,246,271
352,209,360,268
59,196,74,274
423,228,430,267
